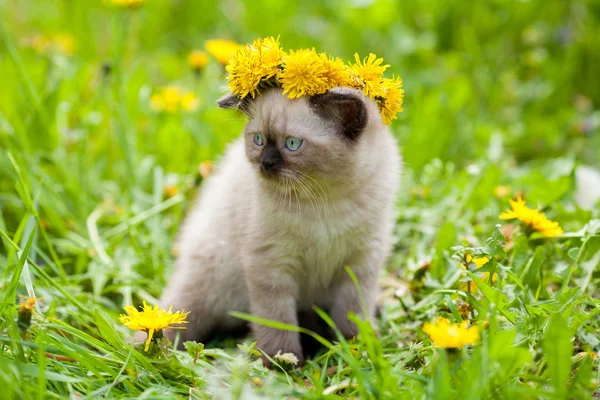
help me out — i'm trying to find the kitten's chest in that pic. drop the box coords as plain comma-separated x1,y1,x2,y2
283,205,373,306
301,224,356,268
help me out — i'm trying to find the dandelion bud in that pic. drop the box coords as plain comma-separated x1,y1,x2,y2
18,298,41,331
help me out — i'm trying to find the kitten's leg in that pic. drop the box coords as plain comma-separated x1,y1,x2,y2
246,271,304,367
156,267,217,348
329,253,382,339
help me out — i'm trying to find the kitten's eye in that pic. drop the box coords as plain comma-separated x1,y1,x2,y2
253,133,264,146
285,137,303,151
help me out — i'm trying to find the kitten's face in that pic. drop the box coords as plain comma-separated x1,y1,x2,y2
223,88,370,189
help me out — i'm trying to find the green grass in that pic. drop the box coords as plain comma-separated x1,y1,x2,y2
1,0,600,398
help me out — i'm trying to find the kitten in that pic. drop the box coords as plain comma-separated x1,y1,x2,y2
159,87,401,366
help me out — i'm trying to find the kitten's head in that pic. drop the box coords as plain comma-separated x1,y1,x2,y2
218,87,381,190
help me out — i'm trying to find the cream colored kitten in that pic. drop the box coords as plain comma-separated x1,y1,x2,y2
160,87,401,366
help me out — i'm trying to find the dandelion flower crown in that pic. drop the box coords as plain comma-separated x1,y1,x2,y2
225,37,404,125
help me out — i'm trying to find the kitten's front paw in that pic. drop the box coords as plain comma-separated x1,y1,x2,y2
255,327,304,368
339,321,359,340
331,314,359,340
258,333,304,368
262,349,305,369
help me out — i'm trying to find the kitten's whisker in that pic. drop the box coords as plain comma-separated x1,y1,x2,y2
290,176,311,213
278,181,286,219
296,174,327,217
290,176,307,216
294,175,323,226
284,179,291,221
291,178,301,216
268,180,284,218
296,171,336,213
296,175,323,216
285,178,293,222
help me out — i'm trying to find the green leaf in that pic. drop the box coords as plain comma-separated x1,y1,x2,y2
488,329,532,378
184,341,204,362
18,363,83,383
445,295,463,322
94,309,126,350
431,222,456,278
567,247,580,261
518,246,546,291
583,219,600,240
0,224,36,319
429,350,453,400
542,313,572,397
569,354,594,397
469,271,516,323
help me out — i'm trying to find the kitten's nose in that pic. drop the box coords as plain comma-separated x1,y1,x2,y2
260,144,284,173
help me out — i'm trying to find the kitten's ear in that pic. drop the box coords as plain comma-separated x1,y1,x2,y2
217,93,243,109
309,88,368,140
217,93,254,116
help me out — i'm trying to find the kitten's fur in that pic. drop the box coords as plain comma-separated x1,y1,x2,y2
159,87,401,365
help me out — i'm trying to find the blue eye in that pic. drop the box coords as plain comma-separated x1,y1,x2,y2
253,133,264,146
285,137,303,151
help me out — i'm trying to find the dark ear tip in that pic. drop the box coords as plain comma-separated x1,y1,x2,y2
309,89,368,140
309,89,366,115
217,93,242,109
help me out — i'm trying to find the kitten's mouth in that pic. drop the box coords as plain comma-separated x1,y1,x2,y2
259,166,280,179
259,167,288,183
260,170,329,200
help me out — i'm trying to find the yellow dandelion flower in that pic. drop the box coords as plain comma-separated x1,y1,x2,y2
111,0,144,8
53,34,75,55
120,301,189,351
467,255,490,269
180,92,199,111
149,86,198,113
279,49,330,99
226,36,286,98
162,86,182,113
22,33,75,56
499,196,563,237
205,39,245,65
319,53,354,88
378,76,404,124
255,36,286,78
348,53,389,99
188,50,209,71
422,317,479,348
226,50,262,99
494,185,511,198
149,93,165,111
459,255,496,293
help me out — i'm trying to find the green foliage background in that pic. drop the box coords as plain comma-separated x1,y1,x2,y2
1,0,599,398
